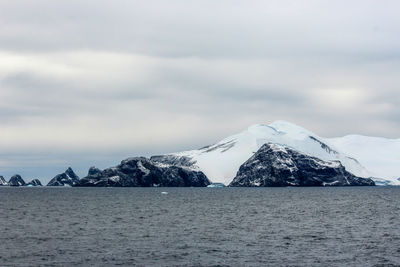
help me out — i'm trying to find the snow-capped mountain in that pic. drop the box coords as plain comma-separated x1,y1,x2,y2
156,121,399,185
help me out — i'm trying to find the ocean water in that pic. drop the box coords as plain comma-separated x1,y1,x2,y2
1,187,400,266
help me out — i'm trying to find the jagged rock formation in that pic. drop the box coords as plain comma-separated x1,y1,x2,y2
77,157,210,187
26,179,42,186
47,167,80,186
8,175,26,186
0,175,9,186
230,143,375,187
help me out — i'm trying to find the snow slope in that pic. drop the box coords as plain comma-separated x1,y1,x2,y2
172,121,382,185
329,135,400,183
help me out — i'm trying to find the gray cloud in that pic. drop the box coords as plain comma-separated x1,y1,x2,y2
0,0,400,182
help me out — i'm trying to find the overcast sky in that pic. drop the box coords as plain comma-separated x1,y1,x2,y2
1,0,400,182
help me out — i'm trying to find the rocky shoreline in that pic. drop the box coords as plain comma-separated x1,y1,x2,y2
1,144,376,187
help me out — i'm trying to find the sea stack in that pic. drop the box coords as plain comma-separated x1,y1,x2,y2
26,179,43,186
8,175,26,186
47,167,80,186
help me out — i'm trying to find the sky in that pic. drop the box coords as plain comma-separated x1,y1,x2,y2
1,0,400,183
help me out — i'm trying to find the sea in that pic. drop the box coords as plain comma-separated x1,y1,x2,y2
1,187,400,266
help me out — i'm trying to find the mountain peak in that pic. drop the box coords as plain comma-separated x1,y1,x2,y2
245,121,315,141
268,120,313,136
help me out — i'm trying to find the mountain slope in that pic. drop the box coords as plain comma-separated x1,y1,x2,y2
155,121,398,185
329,135,400,182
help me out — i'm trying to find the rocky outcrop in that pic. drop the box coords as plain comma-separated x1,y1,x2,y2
230,143,375,187
77,157,210,187
47,167,80,186
0,175,9,186
150,155,197,169
88,166,101,176
26,179,42,186
8,175,26,186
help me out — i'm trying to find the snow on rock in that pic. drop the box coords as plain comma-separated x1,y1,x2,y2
230,143,375,187
163,121,374,185
47,167,80,186
26,179,42,186
8,175,26,186
0,175,9,186
77,157,210,187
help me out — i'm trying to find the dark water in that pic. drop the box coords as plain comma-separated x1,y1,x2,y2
1,187,400,267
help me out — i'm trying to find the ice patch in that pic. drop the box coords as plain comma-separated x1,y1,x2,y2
137,161,150,176
108,176,120,182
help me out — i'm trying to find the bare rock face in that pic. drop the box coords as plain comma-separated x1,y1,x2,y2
47,167,80,186
77,157,210,187
230,143,375,187
8,175,26,186
26,179,42,186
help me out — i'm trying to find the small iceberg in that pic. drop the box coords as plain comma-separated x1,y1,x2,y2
373,178,393,186
161,191,168,195
207,183,226,188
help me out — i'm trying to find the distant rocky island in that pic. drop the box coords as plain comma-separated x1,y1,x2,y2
3,120,400,188
0,145,375,188
0,174,42,187
0,158,211,188
77,157,210,187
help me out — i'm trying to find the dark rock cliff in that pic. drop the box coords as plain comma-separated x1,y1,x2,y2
77,157,210,187
8,175,26,186
230,143,375,187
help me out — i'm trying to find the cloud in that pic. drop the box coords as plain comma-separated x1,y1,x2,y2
0,0,400,182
